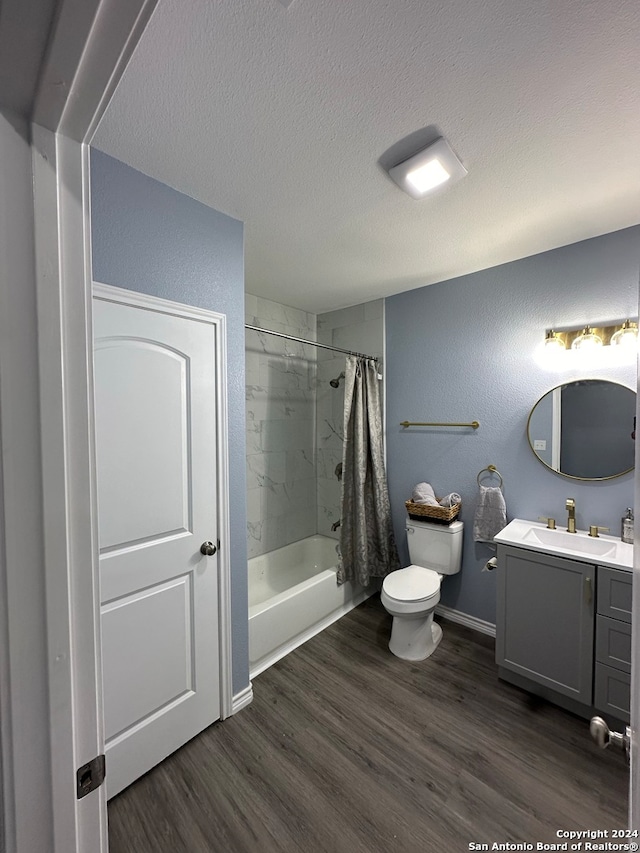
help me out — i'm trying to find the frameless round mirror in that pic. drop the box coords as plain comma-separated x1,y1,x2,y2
527,380,635,480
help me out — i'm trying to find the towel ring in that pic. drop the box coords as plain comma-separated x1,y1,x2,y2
477,464,503,488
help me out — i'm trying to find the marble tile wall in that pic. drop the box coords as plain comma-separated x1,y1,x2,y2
245,294,317,559
245,294,385,558
316,299,385,541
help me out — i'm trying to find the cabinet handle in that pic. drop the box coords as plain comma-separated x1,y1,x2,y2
585,576,592,606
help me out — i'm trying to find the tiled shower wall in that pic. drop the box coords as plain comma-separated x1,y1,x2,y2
245,294,385,557
245,294,317,559
316,300,385,542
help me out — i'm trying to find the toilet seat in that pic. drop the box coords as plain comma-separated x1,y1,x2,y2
382,565,441,603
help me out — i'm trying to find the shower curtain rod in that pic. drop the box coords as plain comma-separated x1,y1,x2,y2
245,324,379,362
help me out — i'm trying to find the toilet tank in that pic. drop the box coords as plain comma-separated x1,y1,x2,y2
405,518,463,574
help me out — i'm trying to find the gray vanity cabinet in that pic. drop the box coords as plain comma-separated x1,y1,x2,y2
496,545,594,706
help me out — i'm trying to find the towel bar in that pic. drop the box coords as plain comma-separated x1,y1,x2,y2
400,420,480,429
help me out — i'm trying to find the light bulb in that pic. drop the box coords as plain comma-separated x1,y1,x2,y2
405,158,451,194
571,326,602,350
611,320,638,348
544,330,566,351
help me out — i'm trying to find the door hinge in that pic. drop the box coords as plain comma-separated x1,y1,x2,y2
76,754,106,799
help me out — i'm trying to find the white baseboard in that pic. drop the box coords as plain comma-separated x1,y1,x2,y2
250,587,375,680
230,683,254,715
435,603,496,638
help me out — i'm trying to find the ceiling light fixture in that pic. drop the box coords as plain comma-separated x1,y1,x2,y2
388,137,467,199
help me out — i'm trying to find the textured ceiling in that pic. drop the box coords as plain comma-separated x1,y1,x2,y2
94,0,640,313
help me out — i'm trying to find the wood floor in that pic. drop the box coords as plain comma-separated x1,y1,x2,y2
108,597,628,853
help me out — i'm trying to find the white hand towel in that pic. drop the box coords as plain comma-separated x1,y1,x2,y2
412,482,439,505
473,485,507,542
438,492,461,507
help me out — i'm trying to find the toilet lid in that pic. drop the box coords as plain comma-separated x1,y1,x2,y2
383,565,440,602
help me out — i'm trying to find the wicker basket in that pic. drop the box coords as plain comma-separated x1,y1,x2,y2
405,499,461,524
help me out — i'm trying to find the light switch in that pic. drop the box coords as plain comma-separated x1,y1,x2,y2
533,439,547,451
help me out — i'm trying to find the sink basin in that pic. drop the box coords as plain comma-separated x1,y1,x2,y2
493,518,633,570
522,526,616,557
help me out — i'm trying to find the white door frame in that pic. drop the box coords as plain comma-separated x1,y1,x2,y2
1,2,159,851
632,359,640,830
92,281,234,725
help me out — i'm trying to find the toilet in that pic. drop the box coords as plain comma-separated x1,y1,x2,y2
381,518,463,661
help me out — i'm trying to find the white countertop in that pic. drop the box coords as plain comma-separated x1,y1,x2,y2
493,518,633,571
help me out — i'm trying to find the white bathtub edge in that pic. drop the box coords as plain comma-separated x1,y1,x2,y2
229,682,254,717
435,604,496,638
250,586,376,680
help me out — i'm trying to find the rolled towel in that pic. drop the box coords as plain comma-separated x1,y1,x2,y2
438,492,461,507
411,482,439,505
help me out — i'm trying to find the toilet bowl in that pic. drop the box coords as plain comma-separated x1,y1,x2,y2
381,565,443,660
381,518,463,661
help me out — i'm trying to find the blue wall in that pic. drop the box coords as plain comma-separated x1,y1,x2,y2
90,149,249,693
386,227,640,626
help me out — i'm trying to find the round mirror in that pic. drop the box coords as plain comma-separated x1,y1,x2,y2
527,380,635,480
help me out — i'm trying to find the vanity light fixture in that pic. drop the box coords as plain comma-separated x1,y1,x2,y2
543,319,639,351
388,137,467,199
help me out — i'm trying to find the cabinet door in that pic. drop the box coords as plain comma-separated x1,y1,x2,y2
496,546,594,704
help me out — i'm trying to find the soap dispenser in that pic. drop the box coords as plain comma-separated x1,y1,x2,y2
621,508,634,544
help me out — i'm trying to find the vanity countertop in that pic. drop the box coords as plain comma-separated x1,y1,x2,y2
494,518,633,572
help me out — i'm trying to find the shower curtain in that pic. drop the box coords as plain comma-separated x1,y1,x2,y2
337,356,400,587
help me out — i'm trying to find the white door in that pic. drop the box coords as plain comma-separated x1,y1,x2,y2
93,286,221,798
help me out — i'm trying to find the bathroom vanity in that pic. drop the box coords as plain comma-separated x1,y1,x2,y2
494,519,633,724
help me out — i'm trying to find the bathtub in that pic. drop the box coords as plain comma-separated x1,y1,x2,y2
248,535,373,677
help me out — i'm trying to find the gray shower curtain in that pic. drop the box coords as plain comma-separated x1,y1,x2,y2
337,356,400,587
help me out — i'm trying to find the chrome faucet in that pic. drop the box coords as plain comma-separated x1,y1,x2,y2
566,498,576,533
331,519,341,532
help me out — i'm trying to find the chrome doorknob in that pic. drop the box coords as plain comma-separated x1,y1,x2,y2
590,716,630,763
200,541,217,556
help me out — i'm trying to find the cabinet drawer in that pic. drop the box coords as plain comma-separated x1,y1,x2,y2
597,567,632,623
595,615,631,673
594,662,630,722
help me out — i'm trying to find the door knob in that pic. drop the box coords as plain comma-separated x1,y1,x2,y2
200,541,217,556
589,716,630,763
